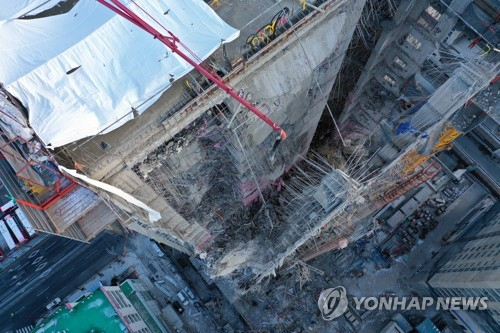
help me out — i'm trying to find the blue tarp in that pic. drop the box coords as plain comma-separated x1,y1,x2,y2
396,121,414,135
395,120,428,138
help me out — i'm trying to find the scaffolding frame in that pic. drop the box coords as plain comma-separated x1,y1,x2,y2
0,132,77,211
373,161,441,207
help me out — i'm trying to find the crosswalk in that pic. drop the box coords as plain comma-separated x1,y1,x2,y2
15,325,33,333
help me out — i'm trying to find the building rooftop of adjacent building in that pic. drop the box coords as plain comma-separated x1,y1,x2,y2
120,280,166,333
33,288,126,333
428,202,500,331
33,281,164,333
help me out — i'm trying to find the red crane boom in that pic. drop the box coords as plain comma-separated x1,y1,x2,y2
97,0,287,140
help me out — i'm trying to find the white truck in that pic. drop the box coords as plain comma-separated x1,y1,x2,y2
5,215,26,244
177,290,189,306
14,208,36,237
0,220,16,250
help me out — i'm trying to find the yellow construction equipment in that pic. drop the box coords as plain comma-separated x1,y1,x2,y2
402,124,461,174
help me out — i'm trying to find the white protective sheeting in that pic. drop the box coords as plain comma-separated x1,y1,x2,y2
0,0,239,148
60,166,161,223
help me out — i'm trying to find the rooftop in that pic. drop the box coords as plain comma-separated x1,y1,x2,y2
121,280,164,333
33,288,126,333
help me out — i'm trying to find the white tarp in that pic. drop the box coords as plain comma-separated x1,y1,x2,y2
0,0,239,148
60,166,161,222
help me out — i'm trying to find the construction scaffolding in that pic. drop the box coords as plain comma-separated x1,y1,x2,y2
0,95,126,241
401,125,461,174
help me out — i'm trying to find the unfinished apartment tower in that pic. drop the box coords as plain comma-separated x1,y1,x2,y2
0,0,367,281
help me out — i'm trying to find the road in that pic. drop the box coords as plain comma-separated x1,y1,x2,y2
0,232,123,332
455,135,500,189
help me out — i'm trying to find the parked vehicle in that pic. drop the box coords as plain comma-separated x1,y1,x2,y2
183,287,195,300
194,301,203,313
14,208,36,237
166,262,178,273
46,297,61,310
5,215,26,244
435,206,446,216
177,290,189,305
434,198,445,207
151,242,165,257
0,220,16,250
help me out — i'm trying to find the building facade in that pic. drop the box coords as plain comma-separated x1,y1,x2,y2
33,283,166,333
428,203,500,332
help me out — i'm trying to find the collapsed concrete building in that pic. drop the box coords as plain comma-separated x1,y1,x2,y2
68,0,370,283
0,0,499,328
3,0,368,271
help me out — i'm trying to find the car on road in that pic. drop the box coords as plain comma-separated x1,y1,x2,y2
183,286,195,300
151,242,165,257
46,297,61,310
380,291,396,297
177,290,190,305
194,301,203,313
153,273,165,284
172,301,184,315
166,262,178,273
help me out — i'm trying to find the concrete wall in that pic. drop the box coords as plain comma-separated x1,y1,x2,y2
429,207,500,328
